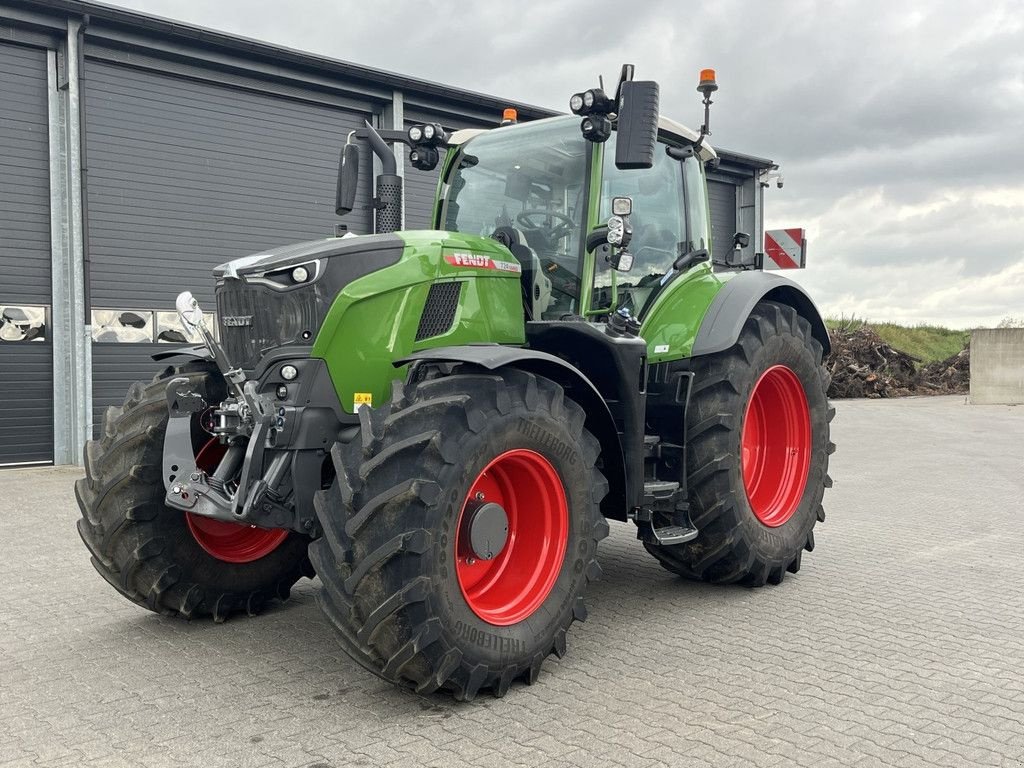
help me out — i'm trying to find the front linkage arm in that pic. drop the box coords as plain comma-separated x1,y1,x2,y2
161,292,302,533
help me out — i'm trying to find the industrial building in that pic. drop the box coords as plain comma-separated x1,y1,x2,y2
0,0,777,466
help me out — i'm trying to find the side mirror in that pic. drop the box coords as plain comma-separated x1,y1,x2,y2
615,80,659,170
335,143,360,215
733,231,751,249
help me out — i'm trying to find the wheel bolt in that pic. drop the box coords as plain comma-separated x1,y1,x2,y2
475,492,485,501
466,557,476,565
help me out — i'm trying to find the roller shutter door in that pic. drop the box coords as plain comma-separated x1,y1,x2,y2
0,42,53,466
707,179,737,264
84,61,374,430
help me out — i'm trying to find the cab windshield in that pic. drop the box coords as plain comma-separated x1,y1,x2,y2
440,118,588,317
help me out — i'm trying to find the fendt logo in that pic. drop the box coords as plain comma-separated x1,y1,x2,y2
221,315,253,327
444,252,521,274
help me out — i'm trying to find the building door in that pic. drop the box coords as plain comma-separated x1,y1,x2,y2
707,178,738,264
0,41,53,466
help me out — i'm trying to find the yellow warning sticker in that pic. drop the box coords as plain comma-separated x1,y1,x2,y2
353,392,373,411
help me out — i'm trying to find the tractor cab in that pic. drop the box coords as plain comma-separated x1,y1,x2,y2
437,114,717,323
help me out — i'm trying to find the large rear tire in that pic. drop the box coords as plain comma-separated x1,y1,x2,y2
646,301,834,586
75,361,313,621
310,368,609,699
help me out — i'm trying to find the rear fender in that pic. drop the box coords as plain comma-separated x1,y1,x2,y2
396,346,628,520
691,272,830,358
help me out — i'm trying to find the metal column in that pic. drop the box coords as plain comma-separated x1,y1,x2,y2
49,21,90,465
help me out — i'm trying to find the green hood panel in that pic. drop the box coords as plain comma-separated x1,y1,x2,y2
311,230,525,414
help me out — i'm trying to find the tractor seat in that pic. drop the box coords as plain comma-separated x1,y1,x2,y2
491,226,551,320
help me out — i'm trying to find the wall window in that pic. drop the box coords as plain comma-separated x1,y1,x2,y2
0,306,48,342
91,309,215,342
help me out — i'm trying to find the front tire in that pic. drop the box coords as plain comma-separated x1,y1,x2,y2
75,361,313,621
310,368,609,699
646,301,834,586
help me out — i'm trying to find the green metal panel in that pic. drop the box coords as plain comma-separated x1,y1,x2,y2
311,230,524,412
639,263,731,364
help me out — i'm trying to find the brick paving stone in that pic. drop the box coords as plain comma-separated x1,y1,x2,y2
1,396,1023,767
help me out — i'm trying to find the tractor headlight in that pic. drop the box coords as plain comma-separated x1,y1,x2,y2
423,123,436,141
281,364,298,381
580,115,612,143
409,146,439,171
291,266,309,283
607,215,624,245
583,90,595,109
569,93,585,114
408,125,423,142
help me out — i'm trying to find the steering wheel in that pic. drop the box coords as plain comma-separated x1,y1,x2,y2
516,209,575,240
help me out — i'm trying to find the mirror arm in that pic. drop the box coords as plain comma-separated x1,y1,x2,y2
586,226,610,253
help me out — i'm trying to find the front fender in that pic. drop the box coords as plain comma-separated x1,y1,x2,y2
396,345,628,520
150,344,214,363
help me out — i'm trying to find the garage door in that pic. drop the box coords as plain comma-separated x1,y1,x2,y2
84,61,374,431
707,179,737,265
0,42,53,466
403,109,490,230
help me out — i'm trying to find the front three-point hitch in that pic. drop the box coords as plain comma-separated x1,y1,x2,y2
161,292,304,534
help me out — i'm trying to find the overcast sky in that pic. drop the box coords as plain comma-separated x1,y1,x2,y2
112,0,1024,328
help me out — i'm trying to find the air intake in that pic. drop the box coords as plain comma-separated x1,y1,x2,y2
415,282,462,341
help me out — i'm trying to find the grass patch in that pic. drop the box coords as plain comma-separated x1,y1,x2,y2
825,316,970,365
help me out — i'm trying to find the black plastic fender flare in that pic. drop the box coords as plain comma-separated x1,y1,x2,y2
396,345,628,520
151,344,215,363
692,271,831,358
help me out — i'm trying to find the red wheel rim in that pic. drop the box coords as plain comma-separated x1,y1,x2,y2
455,449,568,626
741,365,812,527
184,438,289,563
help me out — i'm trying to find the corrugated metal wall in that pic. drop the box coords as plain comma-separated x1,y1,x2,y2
85,60,374,308
707,179,737,264
84,60,376,432
0,41,53,465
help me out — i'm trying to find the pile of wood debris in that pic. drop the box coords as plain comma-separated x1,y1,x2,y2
826,328,969,398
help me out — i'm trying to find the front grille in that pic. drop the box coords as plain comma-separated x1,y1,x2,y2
216,282,319,369
415,282,462,341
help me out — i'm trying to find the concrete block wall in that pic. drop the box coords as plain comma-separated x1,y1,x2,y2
970,329,1024,405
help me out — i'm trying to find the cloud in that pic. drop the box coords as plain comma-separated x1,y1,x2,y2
110,0,1024,327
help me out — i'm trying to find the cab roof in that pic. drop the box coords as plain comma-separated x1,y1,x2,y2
448,114,718,162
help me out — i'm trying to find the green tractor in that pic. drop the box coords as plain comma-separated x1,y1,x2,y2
76,66,833,699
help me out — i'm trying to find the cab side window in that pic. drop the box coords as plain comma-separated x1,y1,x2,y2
682,156,710,254
600,140,685,279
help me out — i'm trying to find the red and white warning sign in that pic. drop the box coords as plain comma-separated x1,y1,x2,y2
764,229,807,270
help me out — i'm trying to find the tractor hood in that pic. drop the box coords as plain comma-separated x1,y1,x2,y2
212,233,406,371
213,233,403,282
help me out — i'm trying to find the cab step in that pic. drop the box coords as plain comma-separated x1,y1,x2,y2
630,481,699,547
648,524,699,546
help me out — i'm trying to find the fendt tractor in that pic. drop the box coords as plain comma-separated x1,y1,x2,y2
77,66,834,700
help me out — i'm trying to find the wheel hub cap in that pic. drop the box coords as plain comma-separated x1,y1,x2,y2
465,501,509,561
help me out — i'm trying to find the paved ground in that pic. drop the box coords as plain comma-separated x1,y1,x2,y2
2,395,1023,767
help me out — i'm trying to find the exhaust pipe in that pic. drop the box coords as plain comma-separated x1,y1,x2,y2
363,121,403,234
